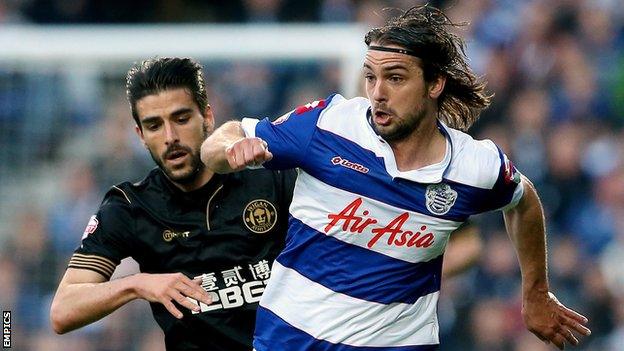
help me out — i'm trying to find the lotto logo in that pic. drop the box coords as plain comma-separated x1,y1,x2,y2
331,156,369,174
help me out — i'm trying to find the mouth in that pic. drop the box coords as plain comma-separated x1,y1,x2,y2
373,109,393,126
165,149,189,164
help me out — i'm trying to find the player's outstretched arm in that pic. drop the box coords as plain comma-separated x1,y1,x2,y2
201,121,272,173
50,269,212,334
503,176,591,350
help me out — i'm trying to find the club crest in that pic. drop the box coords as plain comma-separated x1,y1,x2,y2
425,183,457,215
243,199,277,234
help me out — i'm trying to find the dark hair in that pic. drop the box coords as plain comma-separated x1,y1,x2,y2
126,57,208,128
365,5,491,131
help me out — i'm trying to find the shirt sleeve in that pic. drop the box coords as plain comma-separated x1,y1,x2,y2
490,149,524,211
240,94,339,170
68,188,134,280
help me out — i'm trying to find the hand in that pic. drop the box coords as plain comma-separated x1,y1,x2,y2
225,137,273,171
133,273,212,319
523,291,591,350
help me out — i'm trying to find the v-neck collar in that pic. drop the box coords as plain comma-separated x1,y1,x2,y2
365,108,453,183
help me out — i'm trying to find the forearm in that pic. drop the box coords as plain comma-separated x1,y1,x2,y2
201,121,245,173
442,225,481,278
50,273,139,334
503,177,549,296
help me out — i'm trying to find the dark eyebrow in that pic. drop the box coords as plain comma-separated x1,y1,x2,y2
140,108,194,125
362,63,409,72
140,116,161,125
382,64,409,72
170,107,194,118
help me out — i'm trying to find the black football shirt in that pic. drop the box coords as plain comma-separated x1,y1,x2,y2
68,167,296,350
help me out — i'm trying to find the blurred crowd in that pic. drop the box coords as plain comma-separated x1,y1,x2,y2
1,0,623,350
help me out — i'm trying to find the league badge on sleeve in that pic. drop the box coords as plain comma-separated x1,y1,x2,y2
503,155,521,184
272,111,293,125
81,215,99,240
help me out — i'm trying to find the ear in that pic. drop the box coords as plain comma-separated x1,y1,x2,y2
428,75,446,99
135,125,148,149
203,104,215,133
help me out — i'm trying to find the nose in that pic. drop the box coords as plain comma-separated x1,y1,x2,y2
164,122,179,145
371,80,387,103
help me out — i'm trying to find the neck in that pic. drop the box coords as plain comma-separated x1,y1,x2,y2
171,168,214,192
389,115,447,172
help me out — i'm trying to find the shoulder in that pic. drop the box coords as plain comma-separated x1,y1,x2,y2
99,168,163,213
314,95,373,146
445,127,504,189
317,95,369,125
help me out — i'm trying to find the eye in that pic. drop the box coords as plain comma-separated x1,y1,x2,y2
145,123,160,131
364,74,375,82
388,75,404,83
177,115,191,124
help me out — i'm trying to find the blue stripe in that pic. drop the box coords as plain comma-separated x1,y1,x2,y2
254,306,440,351
276,216,443,304
298,128,510,221
490,147,519,209
258,93,338,170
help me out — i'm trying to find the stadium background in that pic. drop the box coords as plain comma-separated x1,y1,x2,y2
0,0,623,350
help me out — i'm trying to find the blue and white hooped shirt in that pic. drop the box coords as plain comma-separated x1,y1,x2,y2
241,94,523,351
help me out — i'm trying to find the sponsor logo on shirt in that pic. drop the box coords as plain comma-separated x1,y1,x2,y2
425,183,457,215
243,199,277,234
331,156,369,174
324,197,435,249
190,260,272,313
162,230,190,242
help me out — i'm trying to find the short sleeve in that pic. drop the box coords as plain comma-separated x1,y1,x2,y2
490,150,524,211
68,188,134,279
240,94,340,170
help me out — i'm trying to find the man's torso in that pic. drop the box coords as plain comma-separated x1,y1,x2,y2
71,168,295,350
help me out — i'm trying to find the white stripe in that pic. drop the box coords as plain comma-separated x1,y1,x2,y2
501,177,525,211
316,96,379,156
260,261,440,347
444,133,502,189
316,97,453,183
290,171,461,263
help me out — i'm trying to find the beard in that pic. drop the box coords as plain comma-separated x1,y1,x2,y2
149,144,205,184
148,124,209,185
372,106,427,143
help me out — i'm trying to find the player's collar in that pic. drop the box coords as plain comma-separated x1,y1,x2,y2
366,108,454,183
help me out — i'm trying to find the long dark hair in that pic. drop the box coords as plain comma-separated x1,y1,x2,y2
365,5,491,131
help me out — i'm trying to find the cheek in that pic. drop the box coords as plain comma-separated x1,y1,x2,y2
183,127,206,149
399,84,426,106
364,82,374,97
142,132,167,153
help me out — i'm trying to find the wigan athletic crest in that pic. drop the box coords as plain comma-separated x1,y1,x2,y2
425,183,457,215
243,199,278,234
